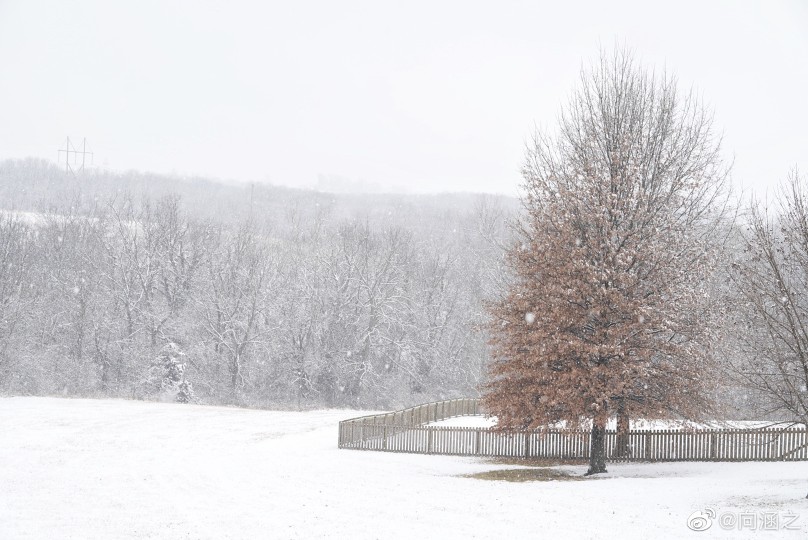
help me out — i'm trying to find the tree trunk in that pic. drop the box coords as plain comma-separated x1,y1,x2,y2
614,402,630,458
230,353,240,405
586,414,608,475
100,358,110,392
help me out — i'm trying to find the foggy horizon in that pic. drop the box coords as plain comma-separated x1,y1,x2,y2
1,1,806,196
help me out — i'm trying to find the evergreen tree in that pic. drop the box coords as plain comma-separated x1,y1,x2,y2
147,343,195,403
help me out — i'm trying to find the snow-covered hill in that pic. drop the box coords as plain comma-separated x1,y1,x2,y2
1,397,806,539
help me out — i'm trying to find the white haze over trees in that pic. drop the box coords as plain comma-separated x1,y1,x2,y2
1,151,805,432
0,159,513,409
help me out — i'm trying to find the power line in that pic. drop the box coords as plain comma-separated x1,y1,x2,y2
57,136,94,176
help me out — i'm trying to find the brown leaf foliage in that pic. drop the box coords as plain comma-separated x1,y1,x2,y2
483,50,731,430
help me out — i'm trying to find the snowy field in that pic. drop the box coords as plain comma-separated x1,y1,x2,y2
1,398,807,539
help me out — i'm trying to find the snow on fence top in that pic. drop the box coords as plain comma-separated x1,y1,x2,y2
338,398,808,462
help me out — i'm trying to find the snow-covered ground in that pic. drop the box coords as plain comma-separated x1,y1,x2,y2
1,397,807,539
430,415,497,428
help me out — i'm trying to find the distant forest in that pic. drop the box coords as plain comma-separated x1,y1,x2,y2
0,158,516,409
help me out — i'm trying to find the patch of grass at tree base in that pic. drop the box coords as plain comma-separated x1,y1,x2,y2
463,468,587,482
463,458,604,482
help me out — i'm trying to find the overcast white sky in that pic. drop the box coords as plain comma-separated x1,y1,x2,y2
0,0,805,195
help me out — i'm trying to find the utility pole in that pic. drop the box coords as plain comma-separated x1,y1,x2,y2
250,183,255,215
57,137,94,176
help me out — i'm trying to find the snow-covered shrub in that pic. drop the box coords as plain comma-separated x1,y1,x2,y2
145,343,195,403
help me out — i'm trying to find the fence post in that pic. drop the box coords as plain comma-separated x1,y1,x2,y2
524,431,531,458
427,427,434,454
383,426,388,450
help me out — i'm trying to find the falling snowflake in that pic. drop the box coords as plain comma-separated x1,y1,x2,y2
525,312,535,324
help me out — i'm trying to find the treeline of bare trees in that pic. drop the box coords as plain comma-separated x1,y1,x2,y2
2,156,806,421
723,170,808,426
0,161,511,409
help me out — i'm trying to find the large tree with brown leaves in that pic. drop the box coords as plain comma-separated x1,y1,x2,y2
483,50,732,475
